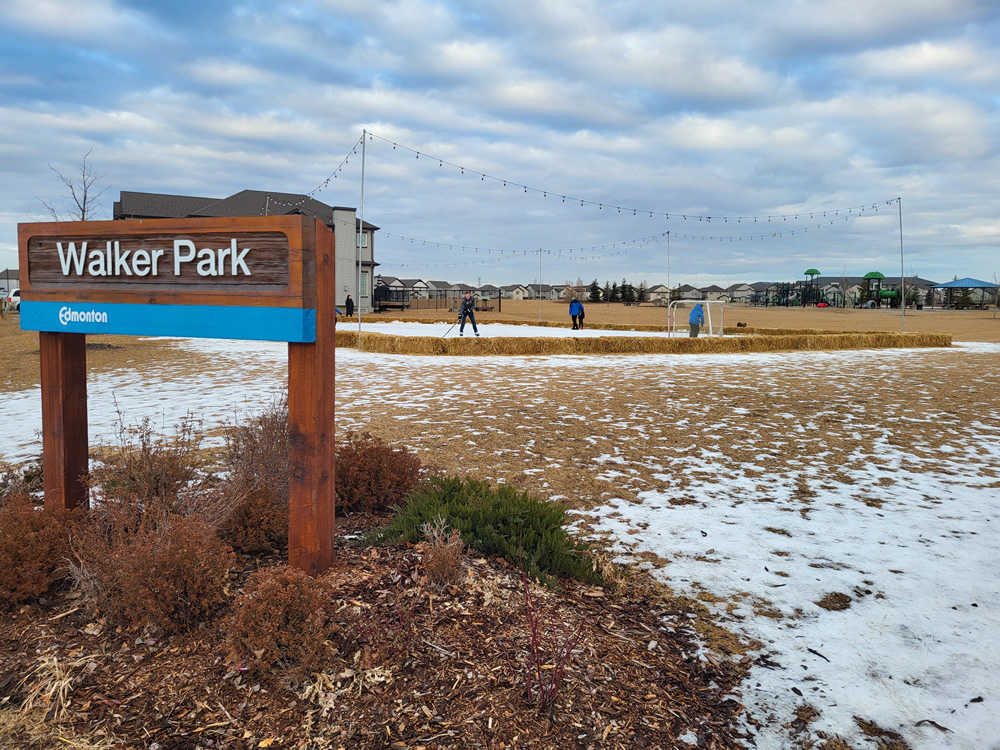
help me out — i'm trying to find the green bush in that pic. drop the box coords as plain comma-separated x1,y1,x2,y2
367,476,600,587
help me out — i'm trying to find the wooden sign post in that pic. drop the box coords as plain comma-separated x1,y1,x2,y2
18,216,336,575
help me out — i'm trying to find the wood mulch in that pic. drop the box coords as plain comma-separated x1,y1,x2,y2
0,513,753,749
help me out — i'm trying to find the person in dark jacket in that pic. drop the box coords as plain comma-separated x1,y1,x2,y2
689,303,705,337
569,298,584,329
458,291,480,337
345,295,355,317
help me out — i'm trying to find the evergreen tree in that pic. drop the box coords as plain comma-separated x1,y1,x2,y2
610,281,620,303
603,281,612,303
588,279,602,303
637,281,648,304
620,278,635,304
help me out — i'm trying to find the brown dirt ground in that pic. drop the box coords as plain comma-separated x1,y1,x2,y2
3,302,995,748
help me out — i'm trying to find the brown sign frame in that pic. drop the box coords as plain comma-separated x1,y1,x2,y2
18,216,336,575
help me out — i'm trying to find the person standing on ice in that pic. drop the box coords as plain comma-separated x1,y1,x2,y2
689,303,705,337
569,298,585,329
458,290,480,337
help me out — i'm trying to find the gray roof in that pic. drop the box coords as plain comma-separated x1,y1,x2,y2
115,191,218,219
114,190,379,230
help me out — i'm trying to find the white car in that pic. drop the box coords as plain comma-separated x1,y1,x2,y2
5,288,19,311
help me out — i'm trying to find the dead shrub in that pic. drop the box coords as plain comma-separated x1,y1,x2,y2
421,515,464,586
226,565,335,674
69,511,235,633
221,486,288,554
0,494,79,606
335,430,425,513
0,461,44,500
87,411,208,522
218,397,290,551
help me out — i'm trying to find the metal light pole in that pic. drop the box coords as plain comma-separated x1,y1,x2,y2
357,130,366,345
666,231,670,299
898,197,905,333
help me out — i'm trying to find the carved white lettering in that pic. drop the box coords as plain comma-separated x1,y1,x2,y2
132,248,151,276
57,242,87,275
52,238,255,279
87,246,108,276
113,241,132,276
196,247,217,276
174,240,196,275
231,240,251,275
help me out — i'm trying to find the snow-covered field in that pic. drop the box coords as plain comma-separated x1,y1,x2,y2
2,322,998,749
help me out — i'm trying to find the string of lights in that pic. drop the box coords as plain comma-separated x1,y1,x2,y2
377,200,898,270
379,236,667,270
251,134,367,216
309,132,365,197
365,131,899,225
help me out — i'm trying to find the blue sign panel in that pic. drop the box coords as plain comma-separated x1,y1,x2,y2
21,301,316,343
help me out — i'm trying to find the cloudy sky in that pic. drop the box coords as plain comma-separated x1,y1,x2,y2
2,0,998,289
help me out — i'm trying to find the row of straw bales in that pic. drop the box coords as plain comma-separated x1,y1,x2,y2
345,317,911,337
334,329,952,356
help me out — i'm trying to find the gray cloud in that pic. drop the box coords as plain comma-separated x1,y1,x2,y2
1,0,998,288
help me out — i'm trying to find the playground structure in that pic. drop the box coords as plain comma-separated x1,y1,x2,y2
666,300,726,337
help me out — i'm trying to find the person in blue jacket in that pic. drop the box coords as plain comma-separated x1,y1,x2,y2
689,303,705,337
569,298,585,329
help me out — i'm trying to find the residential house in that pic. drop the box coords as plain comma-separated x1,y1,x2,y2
646,284,670,303
748,282,777,305
500,284,529,300
397,279,429,299
525,283,560,300
424,280,452,298
701,285,728,302
725,283,753,304
882,276,939,307
477,284,501,301
676,284,701,300
113,190,379,313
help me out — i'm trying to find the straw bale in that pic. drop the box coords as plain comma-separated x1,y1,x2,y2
334,330,951,356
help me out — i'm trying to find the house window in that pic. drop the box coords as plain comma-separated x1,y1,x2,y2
360,271,369,297
357,233,368,248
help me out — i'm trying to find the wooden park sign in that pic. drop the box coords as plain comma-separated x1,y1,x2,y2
18,215,337,575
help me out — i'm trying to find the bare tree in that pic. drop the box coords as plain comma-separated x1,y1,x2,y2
39,149,108,221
